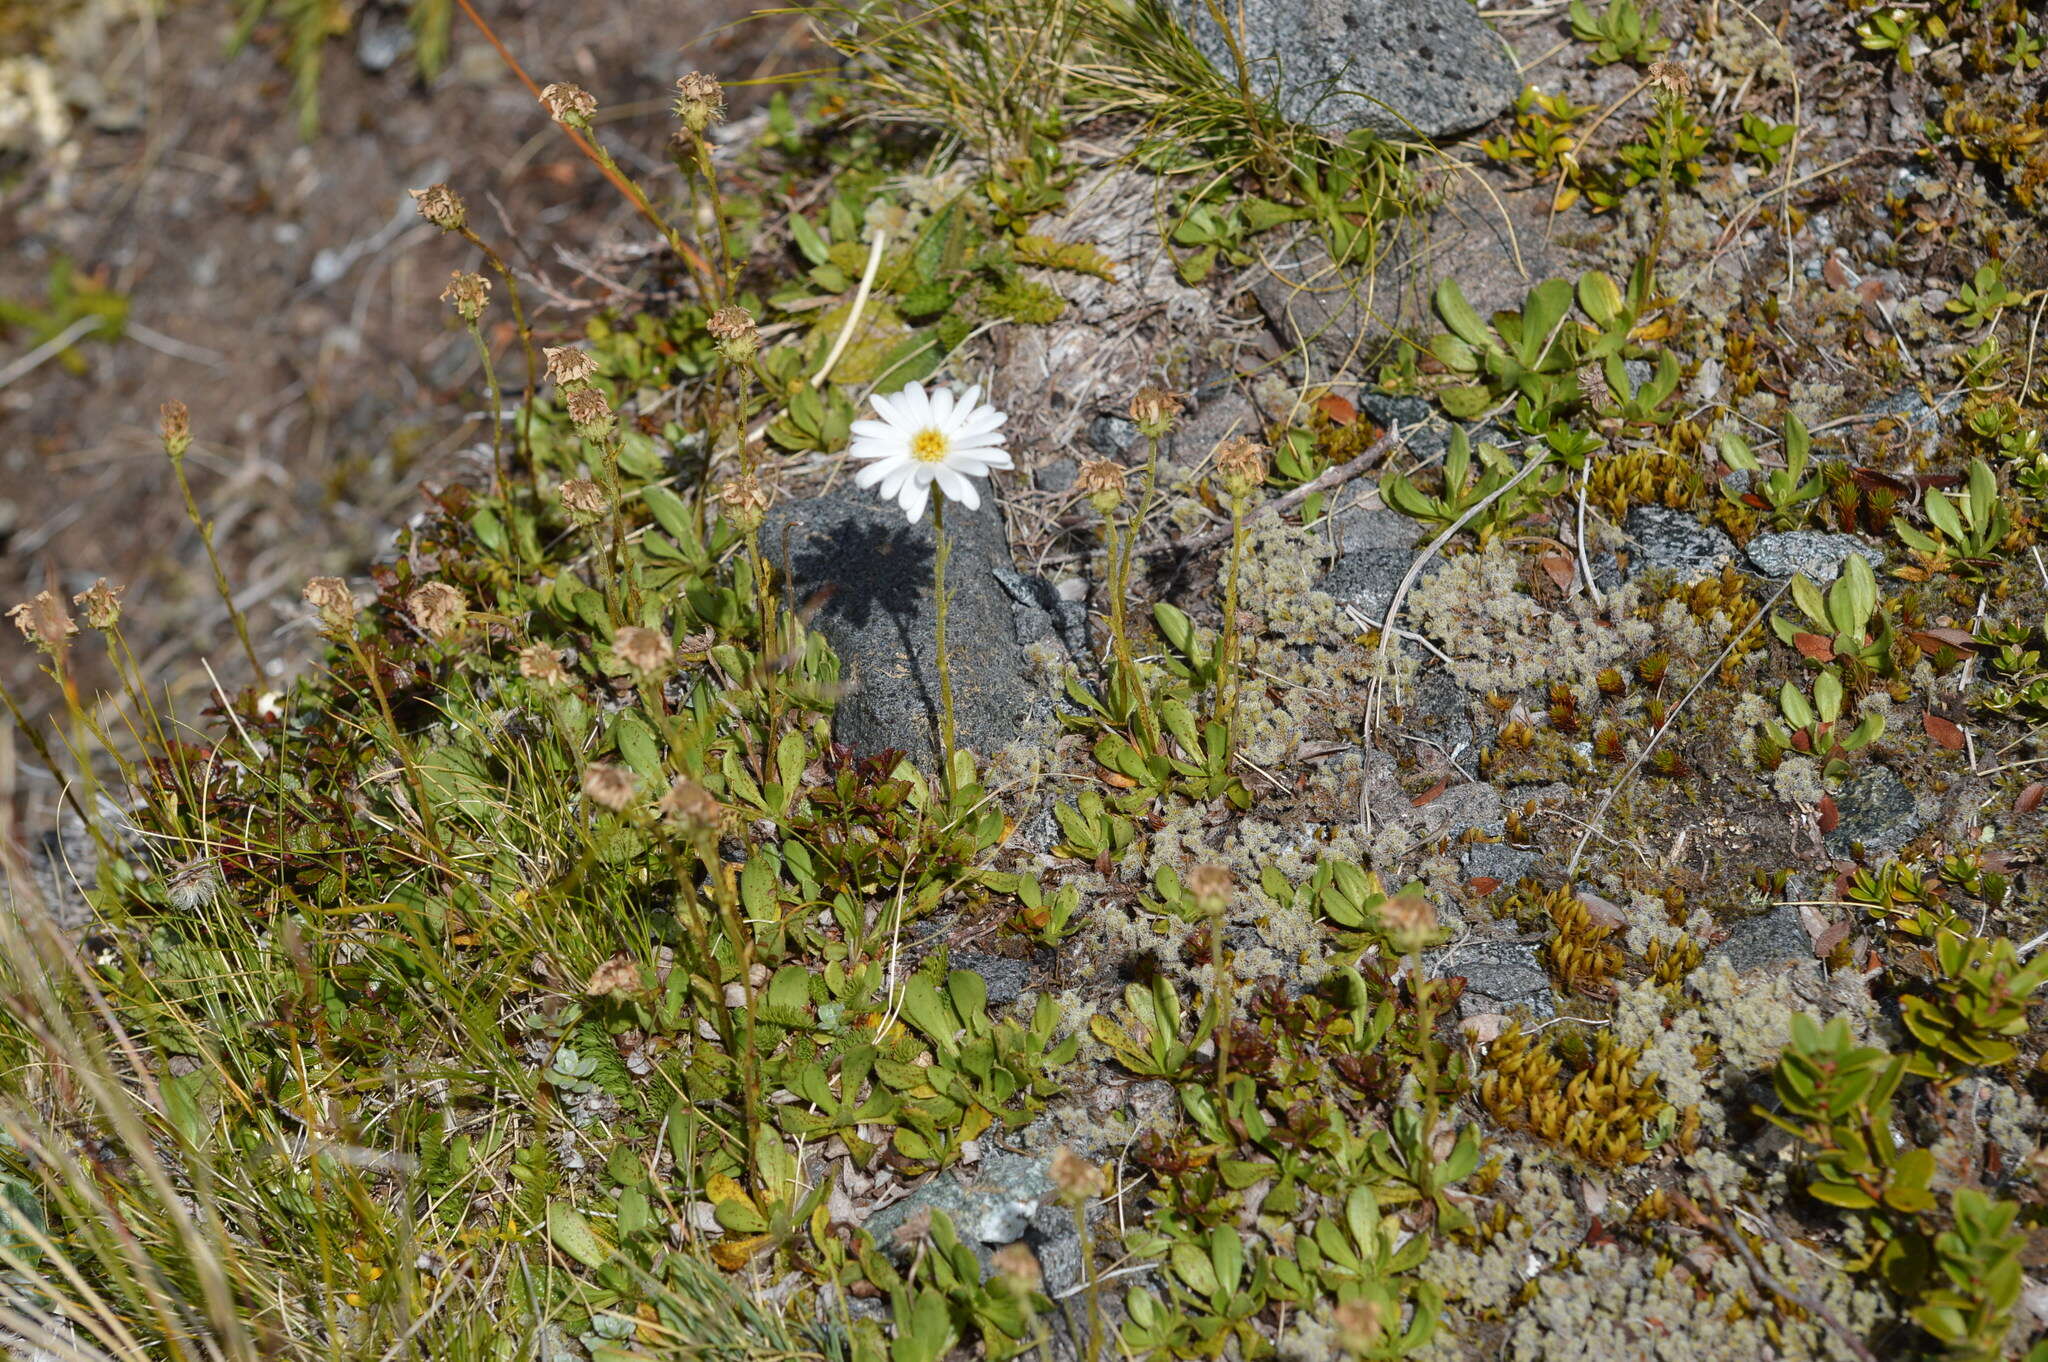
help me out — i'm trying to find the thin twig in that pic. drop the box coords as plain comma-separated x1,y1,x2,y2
1169,425,1404,557
1701,1191,1880,1362
1565,577,1790,876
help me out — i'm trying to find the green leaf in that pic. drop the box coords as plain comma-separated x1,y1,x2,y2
790,212,830,266
1434,278,1492,351
547,1202,611,1268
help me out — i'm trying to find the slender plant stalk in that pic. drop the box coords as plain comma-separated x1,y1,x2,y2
463,318,507,494
166,446,263,683
930,497,958,798
1211,899,1232,1101
457,226,540,496
1216,491,1249,727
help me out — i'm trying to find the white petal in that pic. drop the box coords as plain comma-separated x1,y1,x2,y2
929,386,955,426
869,391,903,425
957,409,1007,436
948,432,1008,451
854,456,903,488
956,384,982,413
897,382,931,427
877,462,918,500
849,436,906,461
935,467,980,509
850,419,897,439
953,448,1013,470
898,476,931,523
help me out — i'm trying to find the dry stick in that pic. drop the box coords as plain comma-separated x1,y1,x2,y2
1170,424,1404,558
1564,576,1791,878
1702,1190,1880,1362
451,0,711,281
1364,451,1557,736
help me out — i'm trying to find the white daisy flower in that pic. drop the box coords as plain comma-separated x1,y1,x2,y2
848,381,1011,524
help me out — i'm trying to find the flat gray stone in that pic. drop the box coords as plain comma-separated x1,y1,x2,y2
1745,531,1884,583
1166,0,1518,141
1624,505,1737,581
763,492,1041,770
1709,903,1812,974
862,1147,1084,1293
950,950,1034,1009
1461,843,1539,885
1824,766,1926,859
1431,940,1553,1020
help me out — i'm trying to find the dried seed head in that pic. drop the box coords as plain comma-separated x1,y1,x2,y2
582,762,638,812
544,345,599,388
1214,435,1269,501
1334,1299,1388,1349
706,305,758,362
1377,892,1440,954
159,400,191,459
72,579,124,630
408,183,466,233
584,953,642,997
407,582,468,640
558,477,609,519
714,473,769,534
1648,60,1691,97
302,576,357,627
519,643,571,687
613,625,671,677
1185,863,1233,915
7,590,77,654
565,386,614,439
1127,386,1185,438
658,776,721,829
991,1242,1042,1292
672,71,725,134
440,270,490,323
164,855,223,912
1049,1147,1105,1205
890,1206,934,1251
539,82,597,127
1076,458,1126,515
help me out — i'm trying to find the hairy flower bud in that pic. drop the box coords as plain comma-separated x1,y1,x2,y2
558,477,609,520
658,776,721,829
159,400,191,459
407,582,468,640
714,473,769,534
1076,458,1126,516
706,305,758,363
519,642,571,687
1214,435,1269,501
1186,863,1233,915
7,590,77,654
613,625,671,677
302,576,357,628
1127,386,1185,439
565,387,614,439
544,345,598,388
582,762,637,812
72,579,124,630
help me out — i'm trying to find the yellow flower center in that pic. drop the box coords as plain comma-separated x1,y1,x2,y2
910,428,950,464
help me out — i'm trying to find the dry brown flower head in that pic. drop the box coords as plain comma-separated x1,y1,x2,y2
539,82,597,126
159,400,191,458
990,1242,1042,1291
714,473,769,533
1214,435,1269,500
706,304,758,361
1048,1147,1105,1204
1186,863,1233,913
1378,892,1440,953
408,183,466,232
72,579,124,630
672,71,725,133
302,576,356,627
440,271,490,323
7,590,77,653
613,625,671,677
519,643,570,687
1648,60,1692,97
1076,458,1126,514
584,953,643,997
544,345,598,388
658,777,722,829
1128,386,1185,437
582,762,638,812
558,478,609,518
407,582,468,640
565,387,614,437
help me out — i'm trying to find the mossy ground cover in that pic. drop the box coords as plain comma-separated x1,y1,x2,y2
4,0,2048,1359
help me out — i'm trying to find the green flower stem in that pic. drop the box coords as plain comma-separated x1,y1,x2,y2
456,225,540,496
930,496,958,799
167,443,263,682
1216,491,1249,728
463,319,507,497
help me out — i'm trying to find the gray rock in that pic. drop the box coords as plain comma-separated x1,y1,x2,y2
1431,940,1553,1019
992,563,1090,659
950,950,1034,1009
1166,0,1518,141
1862,387,1962,438
1319,546,1414,618
1623,505,1737,581
1744,531,1884,583
1254,176,1559,374
762,492,1039,769
1824,766,1926,859
356,14,415,73
1036,457,1079,495
1169,386,1260,467
1330,503,1420,555
1461,843,1539,885
862,1147,1083,1292
1709,903,1812,974
1086,415,1140,459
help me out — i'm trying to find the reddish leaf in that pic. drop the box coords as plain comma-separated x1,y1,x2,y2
1909,627,1979,653
1812,918,1851,958
2019,782,2045,815
1791,632,1836,662
1577,891,1629,931
1468,877,1502,896
1410,777,1448,807
1538,551,1575,591
1817,794,1839,834
1823,255,1851,290
1314,392,1358,425
1922,714,1966,751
